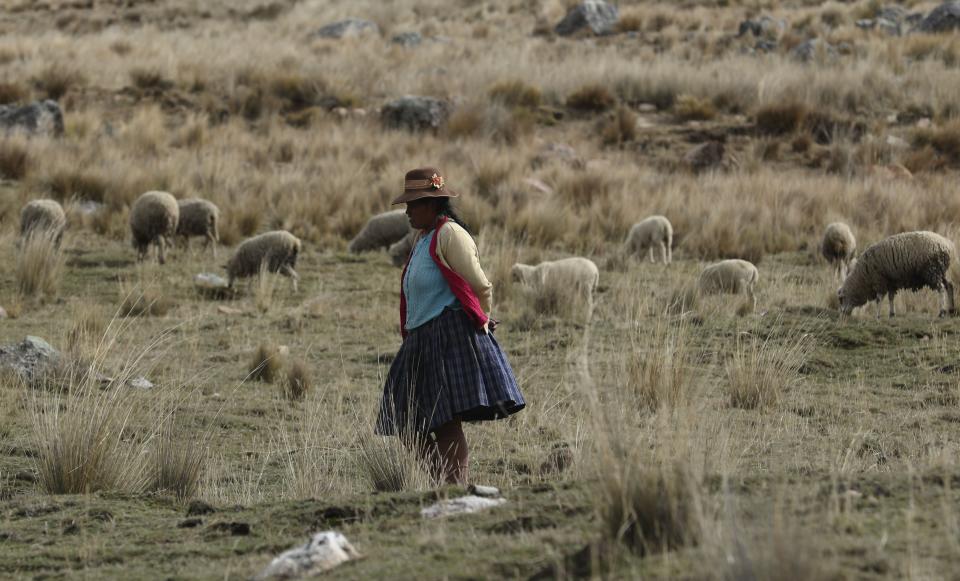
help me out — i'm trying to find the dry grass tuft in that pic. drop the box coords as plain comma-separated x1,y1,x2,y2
0,80,28,105
119,288,175,317
601,106,638,146
65,302,107,361
488,79,542,109
129,67,174,91
726,326,814,410
755,102,809,136
357,432,432,492
282,358,312,401
667,285,700,315
627,314,694,410
0,138,30,180
673,94,716,122
145,423,205,500
567,83,616,113
32,64,84,100
912,121,960,166
249,343,284,383
16,229,64,299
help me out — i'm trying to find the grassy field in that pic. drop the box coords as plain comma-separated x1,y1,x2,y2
5,0,960,579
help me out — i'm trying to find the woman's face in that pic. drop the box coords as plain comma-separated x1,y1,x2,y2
405,198,439,230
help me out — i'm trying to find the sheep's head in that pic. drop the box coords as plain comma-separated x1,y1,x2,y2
837,266,867,315
511,264,532,285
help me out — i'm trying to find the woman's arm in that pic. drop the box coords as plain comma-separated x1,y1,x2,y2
437,222,493,314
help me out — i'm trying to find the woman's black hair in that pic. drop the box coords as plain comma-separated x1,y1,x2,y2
434,197,470,234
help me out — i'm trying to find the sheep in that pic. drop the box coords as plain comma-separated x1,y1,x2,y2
130,191,179,264
226,230,302,292
511,257,600,319
698,259,759,312
625,215,673,264
347,209,413,253
388,231,415,267
821,222,856,281
176,198,220,258
838,231,956,319
19,199,66,247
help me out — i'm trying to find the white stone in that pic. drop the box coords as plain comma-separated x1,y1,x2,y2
255,531,360,580
421,495,506,519
128,376,154,390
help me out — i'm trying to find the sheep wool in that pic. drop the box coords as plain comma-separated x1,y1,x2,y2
626,215,673,265
698,259,759,311
389,231,416,267
130,191,179,264
20,199,66,247
821,222,856,281
511,257,600,318
838,231,955,319
348,209,413,253
226,230,302,292
177,198,220,257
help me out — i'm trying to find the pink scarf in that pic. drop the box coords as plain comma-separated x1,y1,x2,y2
399,216,489,338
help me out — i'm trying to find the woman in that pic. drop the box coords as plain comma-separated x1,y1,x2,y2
376,167,525,484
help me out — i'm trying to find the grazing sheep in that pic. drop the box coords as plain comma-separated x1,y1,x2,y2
176,198,220,258
130,191,179,264
347,209,413,253
388,231,415,267
821,222,856,281
511,257,600,318
838,231,956,319
625,215,673,264
226,230,302,292
698,259,759,312
20,199,66,247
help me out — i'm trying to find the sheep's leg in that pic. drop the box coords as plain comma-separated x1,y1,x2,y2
875,299,882,320
648,246,655,263
888,292,895,318
206,233,218,260
939,280,955,317
659,242,667,265
947,280,956,315
746,284,756,313
666,242,672,265
280,264,300,292
158,237,168,265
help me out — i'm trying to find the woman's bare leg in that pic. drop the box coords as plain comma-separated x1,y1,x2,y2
433,419,468,484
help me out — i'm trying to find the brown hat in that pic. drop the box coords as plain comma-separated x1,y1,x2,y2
391,167,459,205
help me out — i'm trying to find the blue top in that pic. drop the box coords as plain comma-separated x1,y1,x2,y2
403,230,459,330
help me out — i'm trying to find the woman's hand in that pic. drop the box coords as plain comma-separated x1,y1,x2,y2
488,318,500,333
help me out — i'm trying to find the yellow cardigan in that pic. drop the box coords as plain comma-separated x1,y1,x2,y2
410,221,493,315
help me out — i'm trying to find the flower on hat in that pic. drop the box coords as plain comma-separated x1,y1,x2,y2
430,173,444,189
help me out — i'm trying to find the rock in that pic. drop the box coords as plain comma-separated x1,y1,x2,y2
391,31,422,47
309,18,379,39
885,135,909,150
754,40,778,52
0,100,64,137
554,0,619,36
186,499,216,516
421,495,507,519
737,16,785,38
217,305,243,315
917,118,933,129
917,2,960,33
0,307,7,319
0,336,61,382
857,17,901,35
636,103,657,113
255,531,360,580
208,521,250,536
467,484,501,498
177,518,204,528
380,96,452,132
683,141,726,172
128,376,154,390
791,38,837,62
195,272,232,300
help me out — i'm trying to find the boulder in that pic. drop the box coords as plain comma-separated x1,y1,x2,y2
391,32,422,47
683,141,726,172
791,38,837,62
0,100,64,137
309,18,380,39
554,0,619,36
0,336,60,382
255,531,360,579
380,96,452,132
917,2,960,33
737,16,785,38
421,495,507,519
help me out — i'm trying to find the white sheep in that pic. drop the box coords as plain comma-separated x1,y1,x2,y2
388,231,415,267
698,259,759,311
20,199,66,247
838,231,956,319
130,191,179,264
347,209,413,253
625,215,673,264
821,222,856,281
226,230,302,292
511,257,600,319
176,198,220,258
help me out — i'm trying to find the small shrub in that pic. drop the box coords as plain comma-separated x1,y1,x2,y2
128,67,173,91
673,94,715,122
0,80,27,105
0,138,30,180
488,79,542,109
249,343,283,383
283,359,312,401
17,230,63,299
567,84,616,113
725,327,813,409
32,64,84,100
601,106,638,146
146,424,205,500
755,102,809,135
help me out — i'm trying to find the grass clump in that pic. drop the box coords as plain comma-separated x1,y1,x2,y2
627,314,694,411
357,432,431,492
129,67,173,91
17,230,64,299
145,423,205,500
725,326,814,409
32,64,84,100
249,343,284,383
0,80,27,105
567,83,616,113
755,102,809,135
119,288,174,317
912,121,960,166
282,358,312,401
0,137,30,180
673,94,716,122
488,79,542,109
601,106,638,146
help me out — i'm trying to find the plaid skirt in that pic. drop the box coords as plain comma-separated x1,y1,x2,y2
376,308,525,435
